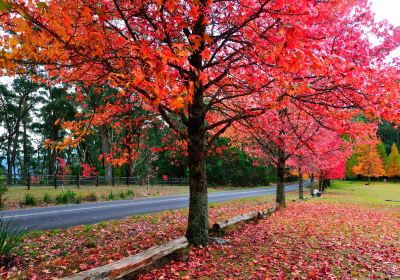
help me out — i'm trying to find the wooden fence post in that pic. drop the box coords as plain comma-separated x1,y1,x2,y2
96,175,99,187
54,175,57,189
77,174,80,188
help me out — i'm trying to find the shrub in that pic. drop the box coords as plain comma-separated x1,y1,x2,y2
23,193,37,206
85,192,97,202
0,217,28,256
108,191,115,200
126,189,134,197
83,238,97,248
119,191,126,199
0,185,8,209
75,194,83,204
83,224,92,233
43,193,52,203
56,190,76,204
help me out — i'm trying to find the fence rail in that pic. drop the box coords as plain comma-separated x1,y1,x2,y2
0,174,189,189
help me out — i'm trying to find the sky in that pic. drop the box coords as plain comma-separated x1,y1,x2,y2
371,0,400,26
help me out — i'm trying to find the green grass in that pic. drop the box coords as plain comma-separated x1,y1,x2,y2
319,180,400,207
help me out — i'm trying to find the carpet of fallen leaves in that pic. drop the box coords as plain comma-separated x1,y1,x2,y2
0,196,273,279
140,202,400,280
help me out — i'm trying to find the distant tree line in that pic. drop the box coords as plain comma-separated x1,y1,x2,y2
346,122,400,182
0,78,277,187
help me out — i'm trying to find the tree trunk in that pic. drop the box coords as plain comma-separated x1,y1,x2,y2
99,126,112,185
368,176,371,185
22,112,29,175
10,127,19,178
276,150,286,208
298,169,304,200
185,4,209,246
48,149,57,175
318,172,324,192
6,137,12,184
185,95,208,246
310,173,315,196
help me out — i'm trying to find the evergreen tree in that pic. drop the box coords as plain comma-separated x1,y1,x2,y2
376,141,389,169
386,143,400,177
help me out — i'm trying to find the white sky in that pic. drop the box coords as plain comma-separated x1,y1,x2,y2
371,0,400,26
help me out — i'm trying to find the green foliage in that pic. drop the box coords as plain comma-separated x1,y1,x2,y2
23,193,37,206
55,190,76,204
75,194,83,204
126,189,134,197
377,121,400,153
83,225,93,233
119,191,126,199
206,138,272,187
108,191,115,200
83,238,97,248
0,218,28,256
43,193,52,203
0,185,8,209
346,153,359,179
376,142,388,168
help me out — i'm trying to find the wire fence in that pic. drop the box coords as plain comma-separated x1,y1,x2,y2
0,174,189,190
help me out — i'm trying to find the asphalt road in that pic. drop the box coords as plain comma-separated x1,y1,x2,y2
0,182,308,231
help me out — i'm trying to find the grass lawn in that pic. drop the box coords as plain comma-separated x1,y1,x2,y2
1,184,255,210
319,180,400,206
138,180,399,279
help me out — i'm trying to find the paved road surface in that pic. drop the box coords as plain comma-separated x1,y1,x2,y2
0,182,309,231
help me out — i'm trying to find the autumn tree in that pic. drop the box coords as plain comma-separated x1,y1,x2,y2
386,143,400,178
1,0,399,245
352,144,385,184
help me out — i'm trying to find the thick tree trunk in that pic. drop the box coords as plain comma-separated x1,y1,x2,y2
186,97,208,246
298,169,304,200
276,150,286,208
186,135,208,246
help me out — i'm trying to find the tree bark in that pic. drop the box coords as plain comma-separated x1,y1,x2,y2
6,138,12,184
186,109,208,246
99,126,112,185
310,173,315,196
22,109,29,175
298,169,304,200
318,172,324,192
48,149,57,175
276,150,286,208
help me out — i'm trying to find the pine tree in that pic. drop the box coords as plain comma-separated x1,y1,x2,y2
376,141,388,169
352,144,385,184
387,143,400,177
